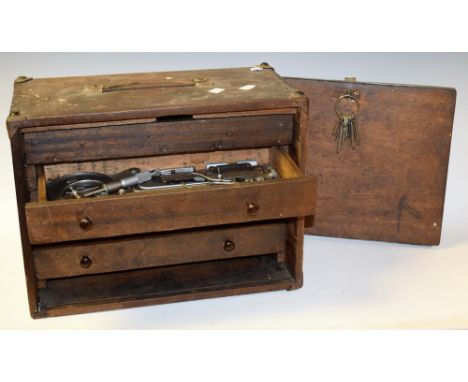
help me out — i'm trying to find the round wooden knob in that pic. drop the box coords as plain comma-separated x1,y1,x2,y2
246,201,260,216
80,255,92,268
224,240,235,252
79,216,93,230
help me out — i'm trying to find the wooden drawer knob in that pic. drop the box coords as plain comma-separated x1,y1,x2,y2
246,201,260,216
224,239,236,252
80,255,92,268
79,216,93,230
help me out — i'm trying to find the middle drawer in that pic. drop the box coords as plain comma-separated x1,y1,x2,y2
33,222,288,280
25,147,316,244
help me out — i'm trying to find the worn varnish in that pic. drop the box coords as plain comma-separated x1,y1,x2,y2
7,65,313,318
38,255,294,317
26,148,315,244
7,64,456,318
24,114,293,164
34,222,288,279
7,67,298,133
26,176,314,244
286,77,456,245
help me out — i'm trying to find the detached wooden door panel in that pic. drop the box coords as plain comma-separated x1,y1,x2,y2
285,77,456,245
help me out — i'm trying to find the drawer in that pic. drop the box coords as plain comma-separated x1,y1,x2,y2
25,147,316,244
38,254,295,316
23,114,294,164
33,222,288,279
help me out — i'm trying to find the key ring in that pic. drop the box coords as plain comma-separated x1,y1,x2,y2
334,90,360,119
333,89,361,153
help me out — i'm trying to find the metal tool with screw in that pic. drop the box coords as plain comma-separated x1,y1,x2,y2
46,161,278,200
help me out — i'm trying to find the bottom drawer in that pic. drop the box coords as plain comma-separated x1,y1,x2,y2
37,254,295,317
33,222,288,280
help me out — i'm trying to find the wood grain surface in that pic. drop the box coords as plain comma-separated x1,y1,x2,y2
34,222,288,279
26,174,315,244
37,254,294,317
7,67,298,133
24,114,293,164
7,65,313,318
285,77,456,244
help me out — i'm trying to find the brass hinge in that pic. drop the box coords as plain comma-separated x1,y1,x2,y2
258,62,274,70
15,76,33,84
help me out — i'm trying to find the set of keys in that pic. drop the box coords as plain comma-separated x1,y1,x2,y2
333,90,361,153
333,114,360,153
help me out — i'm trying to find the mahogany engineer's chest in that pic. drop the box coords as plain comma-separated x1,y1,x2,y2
6,64,456,318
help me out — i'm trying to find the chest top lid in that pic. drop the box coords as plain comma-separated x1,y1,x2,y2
6,65,298,136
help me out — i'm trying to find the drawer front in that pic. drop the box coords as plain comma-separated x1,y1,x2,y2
33,222,288,279
23,114,293,164
25,176,316,245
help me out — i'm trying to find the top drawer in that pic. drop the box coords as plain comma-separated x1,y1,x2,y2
23,114,294,164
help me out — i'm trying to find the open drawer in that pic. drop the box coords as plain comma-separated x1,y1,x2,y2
25,147,316,244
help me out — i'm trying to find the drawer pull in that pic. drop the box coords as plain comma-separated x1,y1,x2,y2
246,201,260,216
79,216,93,230
224,240,236,252
80,255,92,268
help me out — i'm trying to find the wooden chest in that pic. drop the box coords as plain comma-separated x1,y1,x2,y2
6,64,456,318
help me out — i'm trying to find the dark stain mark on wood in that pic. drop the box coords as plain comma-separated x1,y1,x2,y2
396,195,422,233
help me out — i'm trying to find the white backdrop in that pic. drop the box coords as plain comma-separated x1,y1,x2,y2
0,53,466,329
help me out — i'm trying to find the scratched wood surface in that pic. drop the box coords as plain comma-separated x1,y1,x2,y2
26,173,315,245
34,222,288,279
286,77,456,245
6,65,311,318
7,66,298,134
24,114,293,164
26,145,315,245
37,254,294,317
